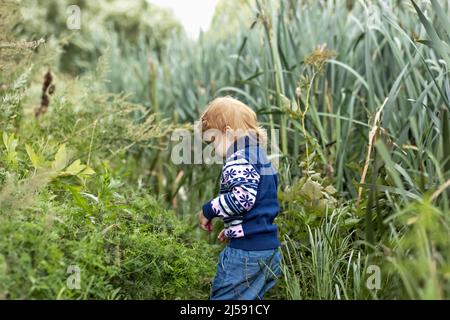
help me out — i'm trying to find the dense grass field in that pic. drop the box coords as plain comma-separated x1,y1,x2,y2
1,0,450,299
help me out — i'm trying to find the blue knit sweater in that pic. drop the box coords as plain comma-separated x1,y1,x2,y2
202,134,280,251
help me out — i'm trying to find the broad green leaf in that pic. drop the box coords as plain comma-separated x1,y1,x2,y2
66,185,92,214
79,166,96,177
52,144,69,171
3,132,17,152
300,178,323,201
64,159,86,176
3,132,18,165
25,144,42,168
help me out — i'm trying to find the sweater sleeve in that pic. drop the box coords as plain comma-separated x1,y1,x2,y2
202,158,260,223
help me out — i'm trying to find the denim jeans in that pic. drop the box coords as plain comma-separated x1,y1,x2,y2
209,246,282,300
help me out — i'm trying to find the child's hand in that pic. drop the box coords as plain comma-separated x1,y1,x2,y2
197,211,211,232
218,229,228,243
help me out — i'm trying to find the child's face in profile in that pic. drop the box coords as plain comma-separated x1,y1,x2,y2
206,128,235,158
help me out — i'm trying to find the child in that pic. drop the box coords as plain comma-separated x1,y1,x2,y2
197,96,281,300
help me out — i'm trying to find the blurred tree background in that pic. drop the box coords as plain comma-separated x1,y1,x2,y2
17,0,182,73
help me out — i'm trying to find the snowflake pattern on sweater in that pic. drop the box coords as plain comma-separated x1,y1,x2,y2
207,154,260,238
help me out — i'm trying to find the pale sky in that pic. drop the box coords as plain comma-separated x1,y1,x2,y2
148,0,220,39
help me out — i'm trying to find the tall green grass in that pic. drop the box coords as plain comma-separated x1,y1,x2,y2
101,0,449,216
281,208,368,300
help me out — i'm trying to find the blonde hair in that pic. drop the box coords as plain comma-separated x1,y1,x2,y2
200,96,267,145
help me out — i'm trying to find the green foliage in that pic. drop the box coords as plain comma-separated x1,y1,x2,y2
0,0,43,79
279,152,338,220
383,198,450,299
280,209,369,300
1,4,213,299
2,0,450,300
1,73,213,299
0,174,214,299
